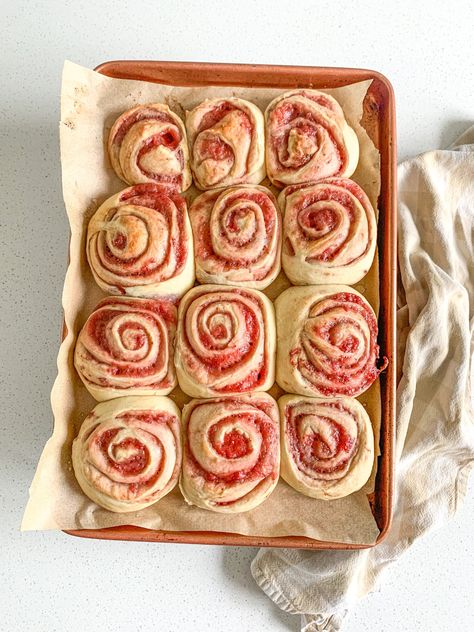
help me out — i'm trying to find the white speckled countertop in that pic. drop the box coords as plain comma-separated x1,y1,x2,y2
2,2,473,630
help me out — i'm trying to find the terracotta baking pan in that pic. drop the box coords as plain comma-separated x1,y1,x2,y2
66,61,397,549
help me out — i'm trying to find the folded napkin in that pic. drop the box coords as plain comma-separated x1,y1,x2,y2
251,127,474,631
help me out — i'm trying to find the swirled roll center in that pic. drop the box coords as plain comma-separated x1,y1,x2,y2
100,204,170,276
299,416,355,473
285,183,373,267
286,124,319,167
91,426,163,484
222,205,257,244
328,322,360,353
105,212,149,259
298,202,341,237
294,293,381,396
139,143,181,177
194,133,233,186
190,412,262,476
109,436,149,474
193,109,252,186
186,295,254,367
106,313,159,363
288,403,359,479
269,96,345,179
300,415,340,458
211,198,266,262
78,412,180,506
136,124,182,178
75,302,172,391
211,425,252,460
118,118,184,184
303,312,367,370
205,311,236,347
119,326,146,351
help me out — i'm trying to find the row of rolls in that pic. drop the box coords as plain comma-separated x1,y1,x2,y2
107,90,359,192
73,392,374,515
71,89,384,516
88,176,376,297
75,286,383,401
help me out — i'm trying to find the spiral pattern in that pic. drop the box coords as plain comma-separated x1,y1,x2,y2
186,97,265,190
189,185,281,289
72,396,181,513
280,178,377,285
265,89,359,188
276,286,386,397
180,394,280,513
108,103,191,191
86,183,194,298
298,292,381,396
74,297,176,401
175,285,276,398
279,395,374,499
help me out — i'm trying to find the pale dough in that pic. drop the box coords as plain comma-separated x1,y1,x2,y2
108,103,192,191
175,285,276,398
180,393,280,513
279,178,377,285
74,296,177,401
72,396,181,513
279,394,374,499
265,89,359,188
87,184,195,299
186,97,265,190
275,285,381,397
189,184,281,290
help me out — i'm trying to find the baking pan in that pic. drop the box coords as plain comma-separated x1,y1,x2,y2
66,61,397,549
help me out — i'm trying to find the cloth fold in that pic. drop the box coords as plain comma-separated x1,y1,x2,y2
251,128,474,631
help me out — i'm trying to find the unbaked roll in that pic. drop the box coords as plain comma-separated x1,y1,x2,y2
279,394,374,499
108,103,191,191
175,285,276,398
279,178,377,285
86,183,194,299
72,396,181,513
186,97,265,190
265,89,359,188
74,296,176,401
276,285,386,397
180,393,280,513
189,184,281,289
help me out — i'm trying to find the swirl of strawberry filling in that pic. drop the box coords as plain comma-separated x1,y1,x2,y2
74,297,176,398
176,287,275,396
72,400,181,513
285,399,360,479
87,183,189,293
187,98,265,190
265,90,358,188
293,292,384,396
181,395,279,512
108,104,191,190
190,185,281,287
281,178,376,280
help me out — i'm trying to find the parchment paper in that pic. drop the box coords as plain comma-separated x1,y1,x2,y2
22,61,381,543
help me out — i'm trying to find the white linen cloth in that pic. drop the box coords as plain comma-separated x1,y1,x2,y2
251,128,474,631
